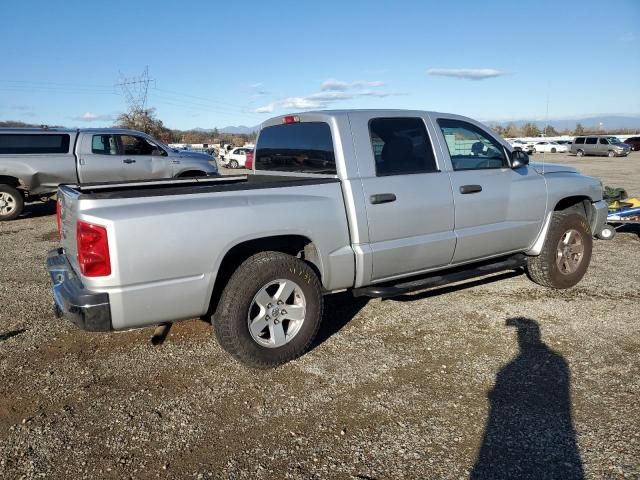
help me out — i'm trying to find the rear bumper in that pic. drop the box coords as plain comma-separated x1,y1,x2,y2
46,249,112,331
591,200,608,235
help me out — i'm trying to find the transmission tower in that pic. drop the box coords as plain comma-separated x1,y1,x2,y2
116,66,154,111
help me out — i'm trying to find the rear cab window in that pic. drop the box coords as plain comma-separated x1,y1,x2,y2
0,134,70,154
255,122,336,174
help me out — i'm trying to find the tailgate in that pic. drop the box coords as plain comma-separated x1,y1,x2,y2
57,185,81,273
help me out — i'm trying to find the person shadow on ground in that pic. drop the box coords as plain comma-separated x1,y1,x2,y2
470,317,584,480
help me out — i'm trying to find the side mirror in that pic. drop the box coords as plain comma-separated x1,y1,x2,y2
152,148,166,157
511,150,529,168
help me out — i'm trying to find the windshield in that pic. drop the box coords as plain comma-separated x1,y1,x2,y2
606,137,623,145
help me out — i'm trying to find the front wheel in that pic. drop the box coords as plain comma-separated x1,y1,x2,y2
214,251,323,368
229,160,239,169
551,147,557,153
0,185,24,221
608,150,616,158
527,212,593,289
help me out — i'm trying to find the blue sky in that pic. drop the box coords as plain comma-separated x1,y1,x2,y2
1,0,638,129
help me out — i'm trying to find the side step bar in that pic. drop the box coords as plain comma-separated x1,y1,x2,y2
352,254,527,298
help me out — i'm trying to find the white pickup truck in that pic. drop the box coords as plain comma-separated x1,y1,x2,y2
48,110,607,368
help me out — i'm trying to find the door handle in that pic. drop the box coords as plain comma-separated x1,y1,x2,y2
460,184,482,194
370,193,397,204
123,159,136,164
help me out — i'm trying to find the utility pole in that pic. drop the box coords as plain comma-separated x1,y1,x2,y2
115,66,154,111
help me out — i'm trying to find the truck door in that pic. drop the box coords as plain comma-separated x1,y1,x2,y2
78,133,125,183
351,114,456,282
115,134,167,181
432,116,547,263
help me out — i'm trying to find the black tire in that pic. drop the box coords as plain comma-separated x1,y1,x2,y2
0,184,24,221
532,148,537,154
214,251,323,368
608,150,615,158
551,147,556,153
229,160,239,169
527,212,592,289
596,224,616,240
576,149,584,157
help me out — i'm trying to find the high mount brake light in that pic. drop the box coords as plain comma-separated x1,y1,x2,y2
77,221,111,277
283,116,300,124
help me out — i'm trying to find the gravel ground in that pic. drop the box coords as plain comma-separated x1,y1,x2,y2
0,153,639,479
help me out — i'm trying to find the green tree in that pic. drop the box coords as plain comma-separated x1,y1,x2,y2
522,122,541,137
574,123,584,135
543,125,559,136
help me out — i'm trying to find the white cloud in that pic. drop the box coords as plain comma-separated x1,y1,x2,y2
73,112,116,122
254,103,275,113
321,79,385,91
427,68,507,80
281,97,324,109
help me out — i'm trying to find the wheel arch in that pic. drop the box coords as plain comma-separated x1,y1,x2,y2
204,234,323,319
0,175,23,189
176,170,207,178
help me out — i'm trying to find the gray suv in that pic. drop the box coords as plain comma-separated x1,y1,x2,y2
571,135,631,158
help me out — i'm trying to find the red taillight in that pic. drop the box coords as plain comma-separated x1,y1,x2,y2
56,198,62,239
77,221,111,277
245,151,254,170
283,115,299,124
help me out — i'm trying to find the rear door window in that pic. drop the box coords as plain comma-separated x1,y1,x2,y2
599,138,608,145
369,117,438,176
585,137,597,145
0,134,70,154
255,122,336,174
91,135,118,155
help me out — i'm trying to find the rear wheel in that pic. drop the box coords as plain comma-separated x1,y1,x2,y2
551,147,557,153
214,251,323,368
0,185,24,221
229,160,239,169
576,149,584,157
527,212,592,289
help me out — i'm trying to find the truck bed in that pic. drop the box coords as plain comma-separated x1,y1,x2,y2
70,174,340,200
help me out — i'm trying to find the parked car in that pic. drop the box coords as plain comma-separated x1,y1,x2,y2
532,141,569,154
623,136,640,151
223,147,251,168
0,127,218,221
571,135,631,158
508,139,534,154
48,110,607,368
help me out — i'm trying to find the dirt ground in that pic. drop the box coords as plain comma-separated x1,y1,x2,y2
0,153,639,479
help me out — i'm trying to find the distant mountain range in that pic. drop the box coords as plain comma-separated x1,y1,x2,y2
486,115,640,130
191,125,259,134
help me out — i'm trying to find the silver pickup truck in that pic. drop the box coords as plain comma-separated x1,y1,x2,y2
47,110,607,368
0,127,218,220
